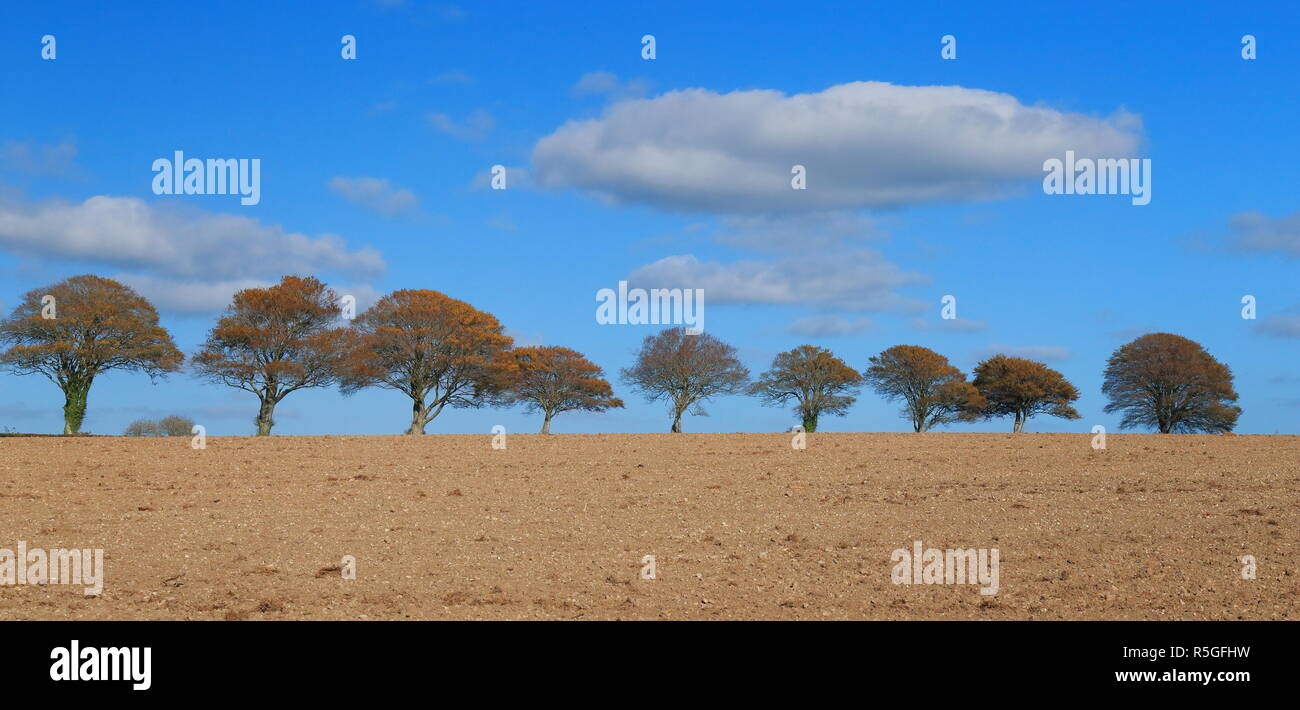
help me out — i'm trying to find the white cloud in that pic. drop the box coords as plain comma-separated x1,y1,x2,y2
533,81,1142,213
114,277,383,316
1228,210,1300,257
504,328,543,347
976,344,1072,362
0,194,383,281
910,317,988,333
1255,314,1300,338
1,138,79,177
428,109,494,141
627,249,927,312
114,275,271,315
715,211,885,251
0,194,384,314
570,71,651,99
328,176,419,217
785,314,873,337
431,69,472,84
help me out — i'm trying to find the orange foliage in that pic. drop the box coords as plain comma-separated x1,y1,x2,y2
973,355,1081,432
191,275,349,435
339,289,514,434
509,345,623,433
863,345,983,432
0,274,181,434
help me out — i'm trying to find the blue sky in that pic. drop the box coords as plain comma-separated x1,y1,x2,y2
2,0,1298,435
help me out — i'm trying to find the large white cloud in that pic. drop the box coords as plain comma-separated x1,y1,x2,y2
0,194,384,280
0,194,385,313
533,81,1143,212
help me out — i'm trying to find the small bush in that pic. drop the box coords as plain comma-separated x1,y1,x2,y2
158,415,196,437
124,419,161,437
125,416,194,437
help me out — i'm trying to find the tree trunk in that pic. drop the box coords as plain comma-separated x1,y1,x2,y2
802,412,818,433
540,411,553,434
1012,412,1024,433
255,398,277,436
407,397,427,435
671,410,683,433
62,379,91,435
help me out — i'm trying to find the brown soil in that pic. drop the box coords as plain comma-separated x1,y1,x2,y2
0,433,1295,620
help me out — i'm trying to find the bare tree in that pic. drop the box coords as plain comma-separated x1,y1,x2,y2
621,327,749,432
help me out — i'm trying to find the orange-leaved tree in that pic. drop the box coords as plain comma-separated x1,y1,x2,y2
0,274,182,434
972,355,1081,432
338,289,514,434
748,344,863,432
191,276,351,435
509,346,623,433
621,327,749,433
863,345,983,432
1102,333,1241,433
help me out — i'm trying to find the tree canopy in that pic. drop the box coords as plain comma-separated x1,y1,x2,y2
749,344,862,432
191,275,351,435
0,274,182,434
339,289,514,434
621,327,749,433
863,345,983,432
973,355,1081,432
1102,333,1241,433
509,345,623,433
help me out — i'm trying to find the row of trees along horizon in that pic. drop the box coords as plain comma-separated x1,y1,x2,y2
0,274,1244,436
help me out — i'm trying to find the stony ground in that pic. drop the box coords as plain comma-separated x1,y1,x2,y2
0,433,1295,620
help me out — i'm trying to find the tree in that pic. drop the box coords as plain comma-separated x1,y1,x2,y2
863,345,983,432
508,346,623,433
338,289,514,434
124,416,193,437
972,355,1081,432
0,274,182,434
157,415,196,437
1102,333,1241,433
124,419,161,437
621,327,749,433
191,275,350,435
748,344,862,432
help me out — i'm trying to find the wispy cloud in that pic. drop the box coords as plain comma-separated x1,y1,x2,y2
328,176,419,217
627,249,927,312
1255,313,1300,338
975,344,1072,363
1227,210,1300,258
428,109,494,141
786,314,873,337
431,69,473,84
1,138,80,177
910,317,988,333
570,71,651,99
